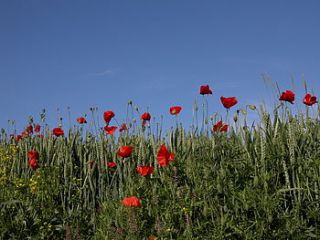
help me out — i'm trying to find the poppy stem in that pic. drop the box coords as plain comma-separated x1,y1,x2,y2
226,109,229,123
192,100,198,134
305,104,309,120
67,106,72,132
90,107,98,136
205,96,209,136
201,96,205,133
175,115,178,128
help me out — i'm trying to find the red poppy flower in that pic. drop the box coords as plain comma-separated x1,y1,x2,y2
213,121,229,132
10,134,15,139
141,112,151,121
28,150,39,160
117,146,133,158
104,111,115,123
213,121,223,132
279,90,295,104
303,93,317,106
122,196,141,207
37,134,44,138
52,127,64,137
200,85,213,95
169,106,182,115
34,124,41,133
104,126,117,135
21,131,29,137
77,117,87,124
16,135,22,141
26,125,33,134
119,123,128,132
28,159,39,170
106,162,117,168
156,144,175,167
136,166,154,177
220,96,238,109
221,124,229,132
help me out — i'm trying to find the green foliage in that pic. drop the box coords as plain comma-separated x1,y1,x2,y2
1,106,320,239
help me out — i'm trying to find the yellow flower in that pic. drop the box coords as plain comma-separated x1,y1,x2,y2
181,207,189,213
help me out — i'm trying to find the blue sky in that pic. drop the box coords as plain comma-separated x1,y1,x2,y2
1,0,320,133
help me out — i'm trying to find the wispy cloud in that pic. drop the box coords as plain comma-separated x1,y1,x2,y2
93,69,113,76
87,68,117,77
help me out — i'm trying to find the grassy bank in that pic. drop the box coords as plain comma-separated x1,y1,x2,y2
1,97,320,239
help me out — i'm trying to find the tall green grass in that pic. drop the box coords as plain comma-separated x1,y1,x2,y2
1,100,320,239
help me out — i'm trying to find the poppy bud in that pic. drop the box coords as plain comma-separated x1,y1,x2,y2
233,114,238,122
248,105,257,110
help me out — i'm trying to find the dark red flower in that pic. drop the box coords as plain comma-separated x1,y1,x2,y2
141,112,151,121
10,134,15,139
104,126,117,135
16,135,22,141
213,121,229,132
77,117,87,124
28,150,39,160
119,123,128,132
136,166,154,177
34,124,41,133
279,90,295,104
106,162,117,168
117,146,133,158
28,159,39,170
220,96,238,109
157,144,175,167
213,121,222,132
26,125,33,134
169,106,182,115
52,127,64,137
303,93,317,106
104,111,115,123
200,85,213,95
122,196,141,207
221,124,229,132
37,134,44,138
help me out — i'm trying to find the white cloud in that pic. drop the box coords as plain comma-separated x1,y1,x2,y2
86,68,118,77
93,69,113,76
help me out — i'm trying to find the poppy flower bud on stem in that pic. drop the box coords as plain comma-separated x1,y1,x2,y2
233,114,238,122
28,115,33,123
248,104,257,110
